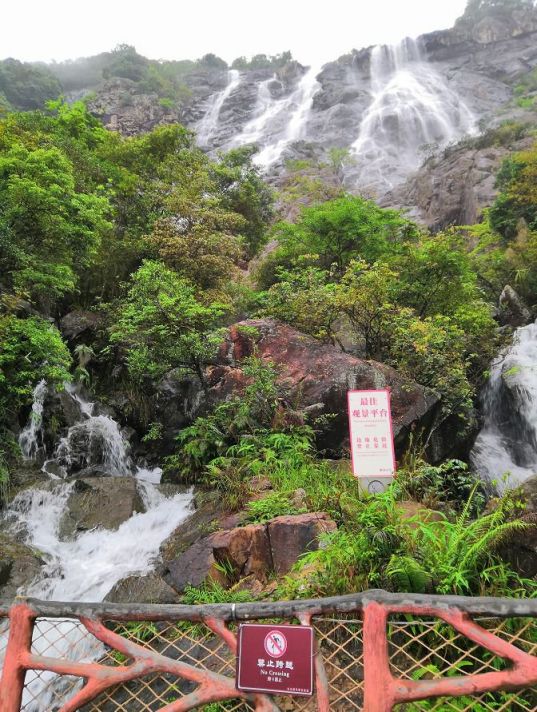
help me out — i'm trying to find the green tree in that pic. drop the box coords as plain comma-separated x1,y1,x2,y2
0,59,61,110
109,260,227,384
0,141,111,311
0,315,71,427
259,195,417,287
212,146,273,257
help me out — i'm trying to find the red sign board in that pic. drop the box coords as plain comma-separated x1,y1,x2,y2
347,389,396,488
236,623,314,696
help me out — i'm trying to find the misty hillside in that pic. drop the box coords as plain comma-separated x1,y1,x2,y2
2,6,537,710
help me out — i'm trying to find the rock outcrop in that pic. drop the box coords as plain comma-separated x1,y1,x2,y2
163,512,337,593
0,532,44,601
384,133,534,230
59,477,145,536
499,285,532,327
152,320,439,458
210,319,439,455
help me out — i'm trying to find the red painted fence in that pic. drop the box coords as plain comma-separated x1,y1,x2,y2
1,591,537,711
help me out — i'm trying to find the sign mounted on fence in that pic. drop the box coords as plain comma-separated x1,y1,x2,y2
236,623,314,697
347,388,396,493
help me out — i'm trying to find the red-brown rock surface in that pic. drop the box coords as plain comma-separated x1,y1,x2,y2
164,512,337,592
267,513,337,574
207,319,439,455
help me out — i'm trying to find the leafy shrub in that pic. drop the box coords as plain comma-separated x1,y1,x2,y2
244,491,306,524
397,459,487,514
0,315,71,427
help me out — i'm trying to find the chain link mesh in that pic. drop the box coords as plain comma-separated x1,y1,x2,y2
0,610,534,710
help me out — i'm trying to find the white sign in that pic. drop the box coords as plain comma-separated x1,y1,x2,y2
347,389,396,491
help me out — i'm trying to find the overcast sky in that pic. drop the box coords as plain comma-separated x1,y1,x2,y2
3,0,469,66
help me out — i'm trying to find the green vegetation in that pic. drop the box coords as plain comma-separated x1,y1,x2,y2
109,260,227,383
457,0,535,26
2,70,537,613
231,51,293,70
0,100,272,466
0,44,232,115
257,199,496,427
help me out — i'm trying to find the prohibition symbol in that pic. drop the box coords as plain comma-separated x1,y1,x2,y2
264,630,287,658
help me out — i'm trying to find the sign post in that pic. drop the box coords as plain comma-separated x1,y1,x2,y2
347,388,396,493
236,623,314,697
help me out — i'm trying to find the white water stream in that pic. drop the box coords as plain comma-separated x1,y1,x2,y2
252,65,321,168
197,69,241,147
1,384,194,710
351,37,475,192
472,323,537,491
18,380,47,461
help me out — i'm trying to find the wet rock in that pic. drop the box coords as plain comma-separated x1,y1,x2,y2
499,285,532,327
60,310,103,342
6,462,48,503
59,477,145,537
105,573,180,604
267,513,337,575
165,537,225,592
0,532,44,601
211,525,273,582
153,370,204,452
160,491,227,562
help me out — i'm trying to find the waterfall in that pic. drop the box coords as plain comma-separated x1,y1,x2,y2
1,383,194,709
351,37,475,193
196,69,241,147
230,74,286,147
472,323,537,491
41,384,162,482
19,380,47,460
253,65,321,168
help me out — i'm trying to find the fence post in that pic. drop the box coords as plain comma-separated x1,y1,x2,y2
0,602,34,712
363,600,394,712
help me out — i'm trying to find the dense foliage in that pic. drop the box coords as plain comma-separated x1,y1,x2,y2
0,101,272,445
2,72,537,609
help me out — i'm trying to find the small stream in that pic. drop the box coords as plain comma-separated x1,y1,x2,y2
0,383,194,710
472,322,537,490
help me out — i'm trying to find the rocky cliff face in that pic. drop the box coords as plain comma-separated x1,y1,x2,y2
66,6,537,225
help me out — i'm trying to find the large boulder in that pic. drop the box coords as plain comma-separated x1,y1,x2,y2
165,537,225,592
59,477,145,537
105,573,180,604
60,310,103,343
499,285,532,328
204,319,439,456
164,512,337,593
267,513,337,574
211,525,273,581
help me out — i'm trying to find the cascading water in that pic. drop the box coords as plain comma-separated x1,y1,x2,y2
252,65,321,168
471,323,537,490
42,384,163,482
19,380,47,460
229,74,286,147
196,69,241,147
1,384,194,710
351,37,475,193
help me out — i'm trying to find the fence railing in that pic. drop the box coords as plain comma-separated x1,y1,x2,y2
1,591,537,711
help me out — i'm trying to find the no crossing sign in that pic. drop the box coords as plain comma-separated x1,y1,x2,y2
236,623,314,696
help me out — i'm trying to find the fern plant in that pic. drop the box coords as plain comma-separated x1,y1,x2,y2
390,485,535,595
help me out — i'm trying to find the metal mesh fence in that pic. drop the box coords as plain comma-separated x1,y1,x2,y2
3,611,535,711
